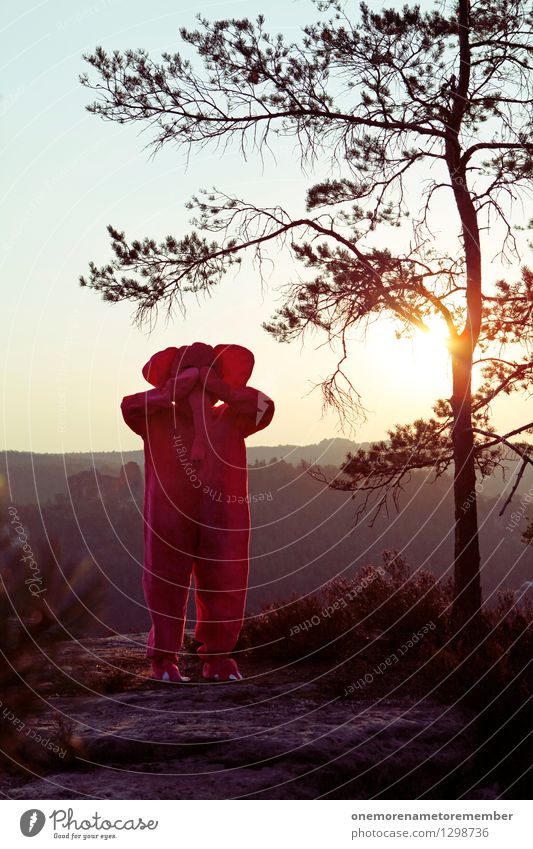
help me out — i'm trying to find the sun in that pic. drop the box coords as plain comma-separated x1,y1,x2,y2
391,314,452,395
419,314,451,349
349,314,456,419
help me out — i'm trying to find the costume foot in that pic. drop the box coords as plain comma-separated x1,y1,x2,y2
202,658,243,682
150,660,190,683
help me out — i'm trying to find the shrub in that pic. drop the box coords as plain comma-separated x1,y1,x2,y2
239,550,450,663
0,495,97,775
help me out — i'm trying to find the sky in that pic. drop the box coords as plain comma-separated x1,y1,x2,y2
1,0,531,454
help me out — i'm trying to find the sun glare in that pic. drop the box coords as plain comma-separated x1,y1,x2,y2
420,314,451,347
392,315,452,396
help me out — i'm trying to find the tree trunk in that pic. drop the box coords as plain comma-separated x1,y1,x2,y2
450,337,482,628
444,0,483,628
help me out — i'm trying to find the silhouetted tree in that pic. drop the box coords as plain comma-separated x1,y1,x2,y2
79,0,532,628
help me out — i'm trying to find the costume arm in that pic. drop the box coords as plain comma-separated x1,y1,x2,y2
199,368,274,438
121,367,198,437
227,386,275,437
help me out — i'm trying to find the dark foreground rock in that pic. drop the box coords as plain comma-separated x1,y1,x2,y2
0,634,498,800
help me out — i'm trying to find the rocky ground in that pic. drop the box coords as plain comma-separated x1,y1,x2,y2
0,634,501,800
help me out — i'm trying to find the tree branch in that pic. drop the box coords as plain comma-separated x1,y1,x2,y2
471,424,533,460
498,457,529,517
461,141,533,168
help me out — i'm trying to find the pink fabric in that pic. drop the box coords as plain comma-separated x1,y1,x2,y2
121,342,274,665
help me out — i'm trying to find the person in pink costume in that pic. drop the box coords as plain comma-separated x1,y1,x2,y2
120,342,275,682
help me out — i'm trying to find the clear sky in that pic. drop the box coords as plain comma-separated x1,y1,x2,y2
2,0,531,454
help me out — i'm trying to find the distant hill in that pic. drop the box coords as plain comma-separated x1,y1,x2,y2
247,437,364,466
0,449,144,505
0,437,527,504
1,441,361,504
2,444,531,637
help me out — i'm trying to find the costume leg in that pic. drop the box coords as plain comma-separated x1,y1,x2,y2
143,527,195,663
192,541,249,661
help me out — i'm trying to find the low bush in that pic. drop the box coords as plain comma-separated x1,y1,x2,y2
239,550,451,663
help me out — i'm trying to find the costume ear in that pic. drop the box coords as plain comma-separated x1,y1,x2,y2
213,344,255,388
142,347,180,387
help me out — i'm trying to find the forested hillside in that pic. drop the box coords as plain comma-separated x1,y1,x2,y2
4,445,529,637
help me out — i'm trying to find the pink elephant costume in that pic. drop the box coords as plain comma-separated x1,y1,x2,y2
120,342,275,682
